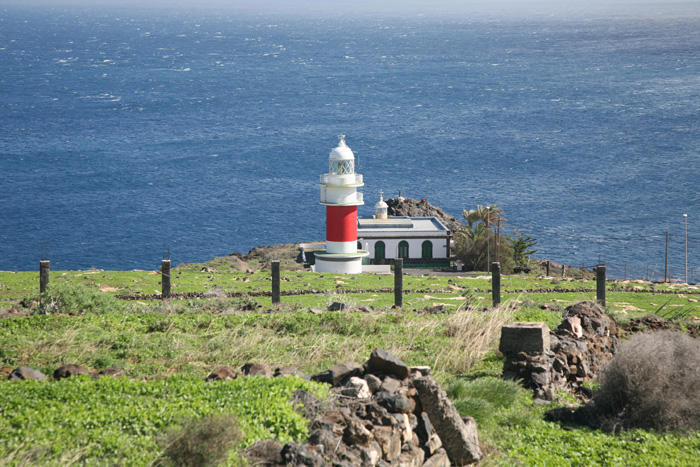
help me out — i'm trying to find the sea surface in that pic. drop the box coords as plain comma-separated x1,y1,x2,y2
2,4,700,279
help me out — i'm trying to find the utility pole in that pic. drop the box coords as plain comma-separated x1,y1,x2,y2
665,230,669,282
684,214,688,284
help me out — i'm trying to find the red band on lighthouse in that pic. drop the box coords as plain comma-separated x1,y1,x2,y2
326,206,357,242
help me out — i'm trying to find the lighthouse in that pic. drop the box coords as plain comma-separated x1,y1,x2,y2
314,135,368,274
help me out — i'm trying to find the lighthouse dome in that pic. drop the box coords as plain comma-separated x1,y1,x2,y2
329,136,355,160
375,198,388,209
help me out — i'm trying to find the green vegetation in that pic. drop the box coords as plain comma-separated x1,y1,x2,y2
507,230,539,265
2,260,700,465
0,375,326,466
445,377,700,466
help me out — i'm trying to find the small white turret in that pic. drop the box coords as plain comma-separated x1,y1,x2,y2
375,190,388,219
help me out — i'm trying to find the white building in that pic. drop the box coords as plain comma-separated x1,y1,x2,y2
356,193,452,268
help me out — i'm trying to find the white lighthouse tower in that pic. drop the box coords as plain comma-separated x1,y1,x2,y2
315,135,368,274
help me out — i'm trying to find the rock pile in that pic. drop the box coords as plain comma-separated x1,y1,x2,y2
245,348,482,466
500,301,619,400
9,350,482,466
385,197,463,233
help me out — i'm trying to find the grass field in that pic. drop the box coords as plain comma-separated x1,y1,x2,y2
2,257,700,465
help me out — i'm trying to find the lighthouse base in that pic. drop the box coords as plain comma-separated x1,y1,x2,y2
314,250,369,274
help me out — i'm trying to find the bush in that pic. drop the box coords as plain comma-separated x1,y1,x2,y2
453,230,514,273
160,414,243,467
35,283,126,315
594,331,700,432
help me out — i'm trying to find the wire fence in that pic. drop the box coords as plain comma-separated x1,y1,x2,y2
556,262,696,284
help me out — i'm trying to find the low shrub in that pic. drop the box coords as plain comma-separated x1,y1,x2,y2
35,283,126,315
159,414,243,466
594,330,700,432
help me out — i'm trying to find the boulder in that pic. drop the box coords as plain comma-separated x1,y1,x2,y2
373,425,402,462
8,366,46,381
91,368,126,379
414,376,482,465
330,361,363,385
342,376,372,399
379,376,403,394
376,391,415,414
243,440,283,466
53,364,89,380
421,448,450,467
240,362,271,377
364,374,382,393
328,301,348,311
366,348,410,379
499,322,550,356
281,442,325,467
343,419,373,446
205,367,238,382
274,367,305,378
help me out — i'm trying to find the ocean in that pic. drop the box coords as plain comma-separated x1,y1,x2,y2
2,4,700,280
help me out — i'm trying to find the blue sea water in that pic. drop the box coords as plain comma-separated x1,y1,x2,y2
2,4,700,279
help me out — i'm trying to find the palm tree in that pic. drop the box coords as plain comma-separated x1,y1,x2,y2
482,205,506,229
461,208,481,228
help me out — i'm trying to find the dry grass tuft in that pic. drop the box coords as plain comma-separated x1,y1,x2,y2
430,303,514,374
595,330,700,432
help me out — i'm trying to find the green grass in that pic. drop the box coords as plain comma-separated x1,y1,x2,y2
3,264,700,465
0,307,511,380
492,405,700,466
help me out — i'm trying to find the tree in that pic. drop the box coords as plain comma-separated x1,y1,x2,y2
455,204,514,273
458,223,486,240
461,208,481,228
506,230,538,264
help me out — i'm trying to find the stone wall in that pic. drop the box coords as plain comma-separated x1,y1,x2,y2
244,349,482,466
500,301,619,401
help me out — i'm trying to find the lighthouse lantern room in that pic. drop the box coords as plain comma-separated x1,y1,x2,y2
315,136,369,274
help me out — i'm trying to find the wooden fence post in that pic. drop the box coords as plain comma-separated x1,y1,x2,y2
40,260,50,293
394,258,403,308
596,264,606,307
161,259,171,299
271,261,281,304
492,262,501,307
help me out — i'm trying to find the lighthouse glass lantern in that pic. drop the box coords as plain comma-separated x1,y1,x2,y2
315,136,368,274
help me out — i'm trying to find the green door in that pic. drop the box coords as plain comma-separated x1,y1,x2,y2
375,241,385,260
398,241,409,259
422,241,433,259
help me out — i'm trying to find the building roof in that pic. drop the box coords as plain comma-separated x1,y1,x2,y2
357,216,450,238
